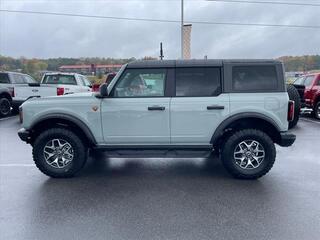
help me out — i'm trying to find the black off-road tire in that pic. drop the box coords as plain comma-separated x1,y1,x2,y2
33,128,87,178
287,84,301,129
0,97,11,117
313,101,320,120
221,129,276,179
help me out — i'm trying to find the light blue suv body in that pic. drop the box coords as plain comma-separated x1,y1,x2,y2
18,60,296,179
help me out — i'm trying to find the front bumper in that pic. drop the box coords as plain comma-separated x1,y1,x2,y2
278,132,296,147
18,128,31,143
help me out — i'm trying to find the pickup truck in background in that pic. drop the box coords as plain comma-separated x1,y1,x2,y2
14,72,92,106
294,73,320,119
0,71,37,113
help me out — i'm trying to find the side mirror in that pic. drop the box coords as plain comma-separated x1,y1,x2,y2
100,83,109,97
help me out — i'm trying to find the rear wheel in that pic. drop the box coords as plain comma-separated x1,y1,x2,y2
33,128,87,178
221,129,276,179
0,97,11,117
314,101,320,120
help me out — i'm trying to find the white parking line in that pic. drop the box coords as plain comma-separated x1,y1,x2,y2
0,163,35,167
0,116,17,121
300,117,320,125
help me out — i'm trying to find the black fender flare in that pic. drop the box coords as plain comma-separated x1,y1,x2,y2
0,89,12,101
210,112,281,145
30,113,97,145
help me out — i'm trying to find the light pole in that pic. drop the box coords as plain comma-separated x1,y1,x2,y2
181,0,184,59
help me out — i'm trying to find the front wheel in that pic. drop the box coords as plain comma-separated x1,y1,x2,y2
314,101,320,120
33,128,88,178
221,129,276,179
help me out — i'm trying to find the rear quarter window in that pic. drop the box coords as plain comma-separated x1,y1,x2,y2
232,65,278,92
43,75,77,85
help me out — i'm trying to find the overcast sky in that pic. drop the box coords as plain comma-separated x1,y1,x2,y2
0,0,319,59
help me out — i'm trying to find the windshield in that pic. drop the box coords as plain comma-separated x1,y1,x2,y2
42,74,77,85
293,75,314,86
304,75,315,86
293,76,305,85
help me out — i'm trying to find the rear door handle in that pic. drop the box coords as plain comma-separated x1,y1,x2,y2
207,105,225,110
148,106,165,111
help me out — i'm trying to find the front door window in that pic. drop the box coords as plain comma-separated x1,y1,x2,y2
112,68,166,97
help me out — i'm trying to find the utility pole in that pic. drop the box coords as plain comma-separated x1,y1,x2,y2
159,42,164,60
181,0,184,59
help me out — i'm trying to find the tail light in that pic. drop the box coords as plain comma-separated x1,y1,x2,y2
8,87,14,97
288,100,295,122
57,87,64,96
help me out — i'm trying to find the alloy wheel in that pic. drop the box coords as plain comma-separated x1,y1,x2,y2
233,140,265,169
43,139,74,169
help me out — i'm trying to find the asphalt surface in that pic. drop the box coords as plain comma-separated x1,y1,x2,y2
1,115,320,240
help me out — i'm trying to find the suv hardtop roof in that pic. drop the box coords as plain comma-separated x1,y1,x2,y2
127,59,282,68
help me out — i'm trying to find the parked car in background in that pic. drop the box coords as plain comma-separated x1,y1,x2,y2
18,59,295,179
14,72,93,102
294,73,320,119
92,72,117,92
0,71,37,113
0,87,12,117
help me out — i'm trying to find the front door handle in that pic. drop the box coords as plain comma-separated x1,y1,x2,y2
148,106,165,111
207,105,225,110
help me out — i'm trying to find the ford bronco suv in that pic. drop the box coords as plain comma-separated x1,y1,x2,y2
18,60,296,179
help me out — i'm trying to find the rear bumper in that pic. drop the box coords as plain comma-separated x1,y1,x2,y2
18,128,31,143
278,132,296,147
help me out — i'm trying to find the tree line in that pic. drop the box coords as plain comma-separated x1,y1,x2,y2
0,55,319,80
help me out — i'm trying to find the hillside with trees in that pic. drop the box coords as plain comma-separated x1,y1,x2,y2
1,55,319,80
278,55,320,72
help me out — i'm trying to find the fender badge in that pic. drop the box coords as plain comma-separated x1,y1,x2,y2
92,106,99,112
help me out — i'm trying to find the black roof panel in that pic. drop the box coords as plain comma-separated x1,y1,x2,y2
127,59,281,68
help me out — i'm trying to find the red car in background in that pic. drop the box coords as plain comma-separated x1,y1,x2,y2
294,73,320,119
92,72,117,92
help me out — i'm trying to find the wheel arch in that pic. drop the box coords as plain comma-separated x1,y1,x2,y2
29,114,97,146
314,94,320,106
0,91,12,102
211,113,282,146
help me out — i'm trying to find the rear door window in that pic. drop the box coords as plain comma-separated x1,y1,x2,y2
0,73,10,83
175,67,221,97
232,65,278,91
43,75,77,85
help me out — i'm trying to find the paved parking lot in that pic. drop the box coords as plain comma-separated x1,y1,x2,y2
1,115,320,240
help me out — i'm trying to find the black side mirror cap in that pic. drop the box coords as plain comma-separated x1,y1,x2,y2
100,83,109,97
